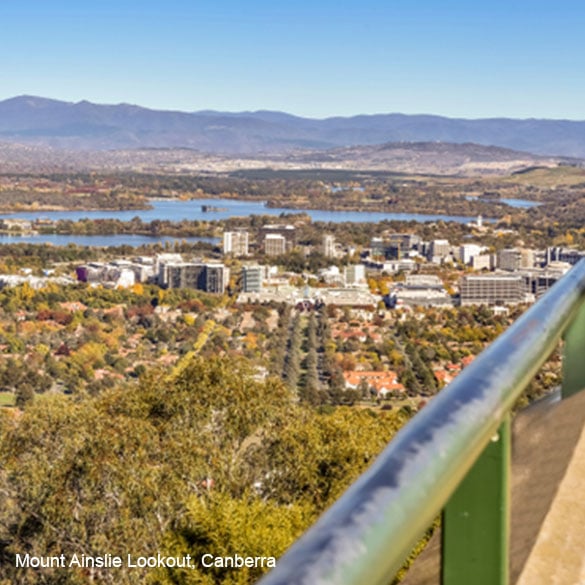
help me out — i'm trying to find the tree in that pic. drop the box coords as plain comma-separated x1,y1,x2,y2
0,355,412,585
15,383,34,409
157,493,313,585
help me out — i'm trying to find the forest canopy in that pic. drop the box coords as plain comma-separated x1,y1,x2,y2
0,356,407,585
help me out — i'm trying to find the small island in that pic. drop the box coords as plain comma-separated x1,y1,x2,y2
201,204,228,212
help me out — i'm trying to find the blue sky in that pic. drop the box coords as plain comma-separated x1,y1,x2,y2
2,0,584,119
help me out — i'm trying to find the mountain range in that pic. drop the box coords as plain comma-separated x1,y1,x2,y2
1,96,585,157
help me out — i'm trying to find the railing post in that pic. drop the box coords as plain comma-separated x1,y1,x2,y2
562,301,585,399
442,415,511,585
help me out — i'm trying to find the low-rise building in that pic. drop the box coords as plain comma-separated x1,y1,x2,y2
76,262,136,287
319,266,344,286
343,371,405,397
459,273,526,305
0,218,33,231
471,254,494,271
237,285,378,309
366,259,416,274
0,274,75,289
404,274,443,287
546,247,585,266
77,257,156,285
389,274,452,308
519,264,571,298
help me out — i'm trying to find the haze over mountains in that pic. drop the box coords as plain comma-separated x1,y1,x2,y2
2,95,585,158
0,138,560,176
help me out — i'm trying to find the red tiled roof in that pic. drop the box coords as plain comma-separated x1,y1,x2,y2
343,371,404,394
433,369,454,384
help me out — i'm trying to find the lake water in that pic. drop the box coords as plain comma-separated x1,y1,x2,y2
500,198,542,208
0,198,488,224
0,234,219,248
0,198,499,247
465,196,542,208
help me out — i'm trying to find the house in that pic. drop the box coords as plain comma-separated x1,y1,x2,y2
343,371,405,397
433,368,455,385
461,355,475,368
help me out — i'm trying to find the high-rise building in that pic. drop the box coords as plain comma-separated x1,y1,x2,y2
388,233,421,252
520,249,535,269
370,234,421,260
160,262,228,293
323,234,336,257
165,263,205,290
344,264,366,286
205,264,228,294
370,237,386,258
242,265,263,293
223,230,249,256
264,234,287,256
459,244,485,265
498,248,535,271
156,253,185,285
260,225,296,252
498,248,521,271
429,239,451,262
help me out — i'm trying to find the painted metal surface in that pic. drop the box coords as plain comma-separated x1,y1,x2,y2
257,259,585,585
442,416,511,585
563,301,585,398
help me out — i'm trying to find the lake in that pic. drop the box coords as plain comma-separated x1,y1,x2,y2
0,198,489,224
499,198,542,208
0,198,496,247
465,196,542,208
0,234,219,248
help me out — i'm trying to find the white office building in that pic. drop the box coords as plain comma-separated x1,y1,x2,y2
344,264,366,286
223,231,250,256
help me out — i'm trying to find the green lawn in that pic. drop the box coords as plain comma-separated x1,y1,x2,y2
0,392,15,407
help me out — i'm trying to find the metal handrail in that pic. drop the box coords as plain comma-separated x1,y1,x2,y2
258,259,585,585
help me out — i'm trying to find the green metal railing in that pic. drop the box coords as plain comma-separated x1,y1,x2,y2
257,258,585,585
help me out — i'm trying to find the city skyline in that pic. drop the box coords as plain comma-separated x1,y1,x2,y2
2,0,585,120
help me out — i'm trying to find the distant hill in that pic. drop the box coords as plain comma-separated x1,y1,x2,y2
283,141,564,175
1,95,585,157
0,139,568,177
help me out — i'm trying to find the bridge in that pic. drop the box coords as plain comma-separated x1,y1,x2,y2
256,258,585,585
